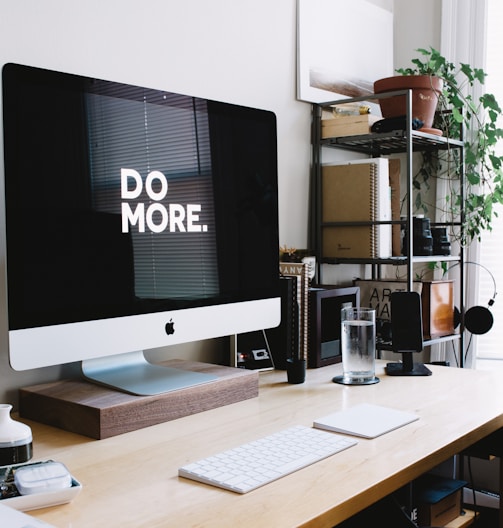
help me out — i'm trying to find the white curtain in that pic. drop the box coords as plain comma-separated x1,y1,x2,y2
440,0,488,367
473,0,503,364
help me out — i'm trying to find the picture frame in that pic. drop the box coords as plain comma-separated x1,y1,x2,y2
308,285,360,368
296,0,393,103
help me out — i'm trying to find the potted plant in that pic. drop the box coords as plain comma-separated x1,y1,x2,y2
374,73,443,134
376,47,503,245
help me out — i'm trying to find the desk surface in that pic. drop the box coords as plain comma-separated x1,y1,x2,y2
24,361,503,528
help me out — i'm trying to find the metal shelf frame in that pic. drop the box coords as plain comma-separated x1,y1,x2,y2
310,89,466,365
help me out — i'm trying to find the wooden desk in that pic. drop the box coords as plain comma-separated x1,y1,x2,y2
24,361,503,528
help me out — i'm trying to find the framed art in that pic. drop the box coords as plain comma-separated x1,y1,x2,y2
297,0,393,103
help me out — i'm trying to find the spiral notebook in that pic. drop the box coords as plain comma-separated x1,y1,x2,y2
321,158,392,259
313,403,419,438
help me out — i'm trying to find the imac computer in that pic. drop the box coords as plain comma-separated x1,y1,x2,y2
1,63,281,395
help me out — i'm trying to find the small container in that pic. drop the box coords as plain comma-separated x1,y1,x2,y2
14,461,72,495
0,404,33,465
286,358,306,384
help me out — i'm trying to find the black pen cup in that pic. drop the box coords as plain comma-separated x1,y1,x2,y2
287,358,306,384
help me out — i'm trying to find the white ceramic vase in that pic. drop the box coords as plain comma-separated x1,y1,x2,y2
0,404,33,465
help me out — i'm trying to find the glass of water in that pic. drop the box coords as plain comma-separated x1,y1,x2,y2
334,307,379,385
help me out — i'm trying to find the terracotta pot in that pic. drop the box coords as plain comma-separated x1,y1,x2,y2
373,75,443,131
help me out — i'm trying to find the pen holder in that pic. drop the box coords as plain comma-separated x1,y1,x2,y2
286,358,306,384
0,404,33,465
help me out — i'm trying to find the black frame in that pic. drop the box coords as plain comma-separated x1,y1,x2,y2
308,285,360,368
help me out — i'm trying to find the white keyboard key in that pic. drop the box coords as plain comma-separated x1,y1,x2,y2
179,425,357,493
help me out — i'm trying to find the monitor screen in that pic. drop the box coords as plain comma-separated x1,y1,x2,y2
1,63,281,394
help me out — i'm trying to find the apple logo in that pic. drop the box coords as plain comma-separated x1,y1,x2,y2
165,319,175,335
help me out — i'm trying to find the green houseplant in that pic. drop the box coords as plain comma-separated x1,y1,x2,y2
381,47,503,245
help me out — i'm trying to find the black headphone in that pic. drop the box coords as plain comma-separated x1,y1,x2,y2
448,261,497,335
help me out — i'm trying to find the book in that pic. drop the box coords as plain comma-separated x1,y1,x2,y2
388,158,402,256
279,262,309,361
354,278,421,344
321,158,392,258
353,279,454,341
313,403,419,438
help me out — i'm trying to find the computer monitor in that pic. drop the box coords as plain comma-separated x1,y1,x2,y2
1,63,281,395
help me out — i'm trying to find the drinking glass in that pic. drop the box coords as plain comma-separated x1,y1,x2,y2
333,307,379,385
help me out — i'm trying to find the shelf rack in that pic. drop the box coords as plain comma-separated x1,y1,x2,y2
310,90,466,365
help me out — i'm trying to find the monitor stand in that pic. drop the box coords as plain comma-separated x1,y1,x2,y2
81,351,219,396
20,359,259,438
386,352,432,377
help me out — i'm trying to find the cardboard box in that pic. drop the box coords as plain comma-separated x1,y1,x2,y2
419,490,461,526
321,114,381,138
414,475,466,527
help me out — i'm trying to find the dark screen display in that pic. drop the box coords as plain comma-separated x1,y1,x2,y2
2,63,279,330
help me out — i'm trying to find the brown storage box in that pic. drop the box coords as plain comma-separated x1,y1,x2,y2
417,489,461,527
321,114,381,138
414,475,466,527
421,280,455,339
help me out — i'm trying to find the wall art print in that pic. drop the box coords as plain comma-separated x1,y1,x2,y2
297,0,394,103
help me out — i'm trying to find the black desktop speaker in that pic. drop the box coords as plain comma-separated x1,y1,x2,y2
386,291,432,376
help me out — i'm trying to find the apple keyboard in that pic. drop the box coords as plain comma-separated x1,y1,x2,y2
178,425,357,493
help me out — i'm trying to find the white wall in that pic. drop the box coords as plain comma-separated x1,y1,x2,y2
0,0,440,406
393,0,441,69
0,0,312,404
0,0,312,244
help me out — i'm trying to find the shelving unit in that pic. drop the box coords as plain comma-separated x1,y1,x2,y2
310,90,466,364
